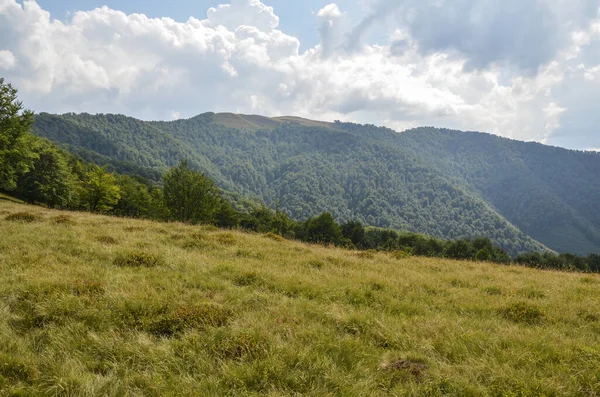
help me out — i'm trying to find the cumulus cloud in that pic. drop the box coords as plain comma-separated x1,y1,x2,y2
0,0,599,149
317,4,342,57
352,0,599,72
0,49,15,69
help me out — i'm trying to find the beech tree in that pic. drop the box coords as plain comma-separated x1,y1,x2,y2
0,78,36,191
162,160,221,224
79,165,121,212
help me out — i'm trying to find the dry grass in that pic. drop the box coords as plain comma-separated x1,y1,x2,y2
1,200,600,396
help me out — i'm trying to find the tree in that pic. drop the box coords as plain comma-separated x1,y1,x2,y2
0,78,36,191
162,160,221,224
304,212,342,245
341,220,365,248
16,139,77,208
113,174,154,218
215,201,240,229
79,165,121,212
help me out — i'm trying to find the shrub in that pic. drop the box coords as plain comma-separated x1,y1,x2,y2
5,212,40,223
113,251,164,268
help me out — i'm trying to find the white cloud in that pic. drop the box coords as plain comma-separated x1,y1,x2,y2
0,49,15,69
0,0,599,149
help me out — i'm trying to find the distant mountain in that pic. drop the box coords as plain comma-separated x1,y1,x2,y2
32,112,600,255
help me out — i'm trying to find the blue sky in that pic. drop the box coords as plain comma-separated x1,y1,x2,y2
2,0,600,150
34,0,364,51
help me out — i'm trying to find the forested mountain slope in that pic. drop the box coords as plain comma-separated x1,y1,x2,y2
33,112,599,255
399,128,600,255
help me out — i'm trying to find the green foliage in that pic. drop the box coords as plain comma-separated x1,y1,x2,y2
79,164,121,212
0,78,36,191
303,212,343,245
32,112,560,256
112,174,155,218
215,201,240,229
16,139,77,207
163,160,221,224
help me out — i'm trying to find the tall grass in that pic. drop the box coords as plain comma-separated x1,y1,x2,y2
1,201,599,396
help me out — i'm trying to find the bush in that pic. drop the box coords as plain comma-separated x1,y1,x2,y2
113,251,165,268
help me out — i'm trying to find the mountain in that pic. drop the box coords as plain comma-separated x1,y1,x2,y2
32,112,600,255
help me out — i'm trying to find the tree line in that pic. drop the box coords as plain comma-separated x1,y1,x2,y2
2,78,599,273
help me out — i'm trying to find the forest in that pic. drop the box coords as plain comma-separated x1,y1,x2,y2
1,78,599,272
31,111,600,257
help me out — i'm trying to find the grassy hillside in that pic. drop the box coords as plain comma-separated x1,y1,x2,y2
1,201,600,396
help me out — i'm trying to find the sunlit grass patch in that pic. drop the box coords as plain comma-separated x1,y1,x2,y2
2,200,600,395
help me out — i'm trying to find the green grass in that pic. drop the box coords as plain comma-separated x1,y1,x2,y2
1,201,600,396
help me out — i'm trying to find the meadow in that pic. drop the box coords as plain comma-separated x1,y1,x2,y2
1,200,599,396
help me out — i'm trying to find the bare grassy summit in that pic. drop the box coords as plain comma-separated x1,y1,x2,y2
1,200,599,396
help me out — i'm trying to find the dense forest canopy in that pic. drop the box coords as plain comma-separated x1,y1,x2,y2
32,111,600,256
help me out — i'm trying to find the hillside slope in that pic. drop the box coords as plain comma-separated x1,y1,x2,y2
400,128,600,255
1,201,600,395
32,112,600,255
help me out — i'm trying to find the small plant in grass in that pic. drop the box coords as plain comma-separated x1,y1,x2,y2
234,272,262,287
51,215,74,225
214,232,236,245
96,235,118,245
72,280,105,296
390,250,410,260
5,212,41,223
379,357,428,383
113,251,165,268
148,305,233,337
264,232,285,242
357,250,377,259
306,259,325,269
500,302,546,325
0,354,39,382
209,330,269,360
483,286,503,296
518,288,546,299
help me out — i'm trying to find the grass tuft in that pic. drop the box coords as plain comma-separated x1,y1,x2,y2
113,251,165,268
5,212,41,223
96,235,118,245
50,214,74,225
148,305,233,337
264,232,285,242
500,302,546,325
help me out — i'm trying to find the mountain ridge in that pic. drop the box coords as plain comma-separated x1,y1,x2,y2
32,111,600,255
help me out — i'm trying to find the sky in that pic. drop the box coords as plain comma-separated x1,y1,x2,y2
1,0,599,150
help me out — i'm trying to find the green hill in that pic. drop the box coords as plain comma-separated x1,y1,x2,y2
1,200,600,395
32,112,600,255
